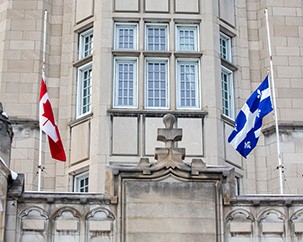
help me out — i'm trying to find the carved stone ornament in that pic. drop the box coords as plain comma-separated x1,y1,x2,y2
136,113,205,174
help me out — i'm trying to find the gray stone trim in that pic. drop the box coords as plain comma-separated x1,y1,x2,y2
107,109,208,117
10,118,39,129
231,195,303,206
262,121,303,136
16,192,113,204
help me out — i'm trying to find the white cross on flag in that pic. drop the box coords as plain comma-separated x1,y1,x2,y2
39,71,66,161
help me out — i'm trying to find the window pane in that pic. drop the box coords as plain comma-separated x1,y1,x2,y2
79,29,93,59
75,173,89,193
221,68,234,119
77,65,92,117
146,25,167,51
116,24,137,50
177,26,198,51
177,61,199,109
220,33,231,61
114,60,137,107
146,61,168,108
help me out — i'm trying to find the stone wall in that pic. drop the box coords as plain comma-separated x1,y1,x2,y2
225,196,303,242
5,193,114,242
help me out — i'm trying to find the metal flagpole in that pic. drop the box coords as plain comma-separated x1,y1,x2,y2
264,8,284,194
38,10,48,192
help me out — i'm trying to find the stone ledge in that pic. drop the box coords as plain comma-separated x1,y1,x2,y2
107,109,208,117
10,118,39,129
230,195,303,206
262,121,303,136
17,192,112,204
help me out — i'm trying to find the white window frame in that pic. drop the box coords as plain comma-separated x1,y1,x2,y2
220,32,232,62
176,24,199,52
79,28,93,59
145,58,169,109
176,59,200,109
77,62,92,118
221,66,234,119
145,23,168,51
114,23,138,50
74,172,89,192
113,57,138,108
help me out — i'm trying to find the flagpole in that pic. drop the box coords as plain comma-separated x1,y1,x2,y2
38,10,48,192
264,8,283,195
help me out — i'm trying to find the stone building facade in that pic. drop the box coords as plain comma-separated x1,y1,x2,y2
1,113,303,241
0,0,302,204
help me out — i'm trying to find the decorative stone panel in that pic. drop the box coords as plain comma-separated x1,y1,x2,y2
86,207,115,242
219,0,235,26
114,0,139,12
290,209,303,241
70,120,90,165
144,117,164,156
178,118,203,156
144,0,169,13
258,209,286,241
51,207,81,242
122,176,218,241
18,206,48,242
76,0,94,23
225,209,254,242
112,116,139,155
174,0,199,13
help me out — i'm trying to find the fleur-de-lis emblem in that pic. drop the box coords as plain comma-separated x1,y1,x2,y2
244,141,251,149
256,109,261,118
234,123,238,132
257,89,261,99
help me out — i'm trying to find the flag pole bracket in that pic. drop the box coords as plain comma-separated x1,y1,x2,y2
37,165,45,172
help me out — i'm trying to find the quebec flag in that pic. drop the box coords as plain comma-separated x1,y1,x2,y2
228,76,273,158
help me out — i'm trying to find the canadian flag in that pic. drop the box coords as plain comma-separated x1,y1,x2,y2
39,71,66,161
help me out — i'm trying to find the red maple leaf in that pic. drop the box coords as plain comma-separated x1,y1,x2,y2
42,99,55,126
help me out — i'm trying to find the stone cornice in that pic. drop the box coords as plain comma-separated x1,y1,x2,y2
231,195,303,206
107,109,208,117
16,192,113,204
10,118,39,129
262,121,303,136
